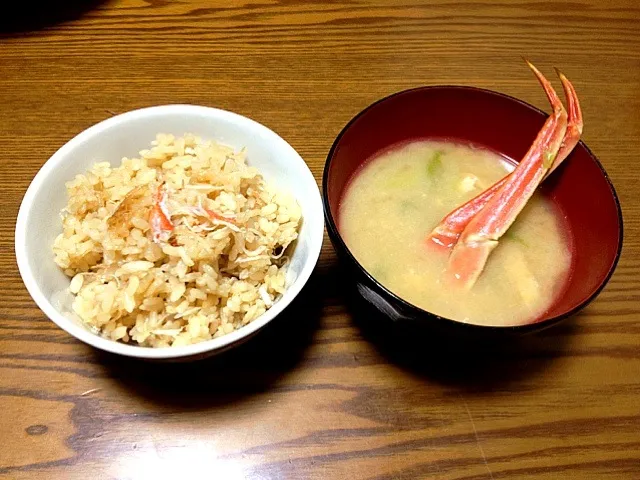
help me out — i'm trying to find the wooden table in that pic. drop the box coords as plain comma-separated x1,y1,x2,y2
1,1,639,478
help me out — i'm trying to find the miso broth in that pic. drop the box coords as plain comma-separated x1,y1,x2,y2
339,140,572,326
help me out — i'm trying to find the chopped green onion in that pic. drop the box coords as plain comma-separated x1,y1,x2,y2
504,230,528,247
399,200,418,212
544,150,556,168
426,151,443,177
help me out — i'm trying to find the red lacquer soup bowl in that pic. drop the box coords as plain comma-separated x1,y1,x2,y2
323,86,623,335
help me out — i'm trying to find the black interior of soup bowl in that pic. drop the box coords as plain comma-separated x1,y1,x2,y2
323,86,623,335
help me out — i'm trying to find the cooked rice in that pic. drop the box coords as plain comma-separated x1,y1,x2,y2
53,133,301,347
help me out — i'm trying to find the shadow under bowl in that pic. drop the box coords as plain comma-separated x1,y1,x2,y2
323,86,623,338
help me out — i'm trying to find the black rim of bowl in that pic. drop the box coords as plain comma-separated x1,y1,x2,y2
322,85,624,334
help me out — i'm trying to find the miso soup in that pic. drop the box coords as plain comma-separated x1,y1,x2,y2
339,140,572,326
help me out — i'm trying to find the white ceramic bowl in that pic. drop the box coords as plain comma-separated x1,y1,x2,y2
15,105,324,360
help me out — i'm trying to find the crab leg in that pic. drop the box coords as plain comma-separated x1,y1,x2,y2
555,68,583,160
427,63,582,251
443,66,569,289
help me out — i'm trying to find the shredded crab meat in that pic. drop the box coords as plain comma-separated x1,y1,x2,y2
242,245,267,257
158,187,172,220
172,204,240,232
181,218,218,234
233,255,270,263
247,227,265,239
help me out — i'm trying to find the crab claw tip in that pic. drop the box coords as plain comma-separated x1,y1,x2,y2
554,67,568,81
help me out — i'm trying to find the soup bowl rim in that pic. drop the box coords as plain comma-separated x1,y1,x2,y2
322,84,624,333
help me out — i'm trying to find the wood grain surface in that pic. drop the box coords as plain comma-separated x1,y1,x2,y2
1,1,639,478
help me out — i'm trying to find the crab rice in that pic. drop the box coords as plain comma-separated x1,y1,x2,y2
52,133,301,347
